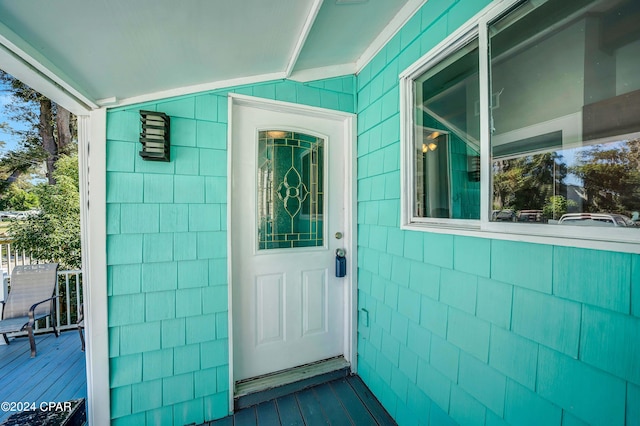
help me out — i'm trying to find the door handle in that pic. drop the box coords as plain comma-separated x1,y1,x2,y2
335,249,346,277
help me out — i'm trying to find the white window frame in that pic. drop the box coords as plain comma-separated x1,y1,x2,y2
399,0,640,254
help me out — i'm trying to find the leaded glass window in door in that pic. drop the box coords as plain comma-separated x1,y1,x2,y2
258,130,324,250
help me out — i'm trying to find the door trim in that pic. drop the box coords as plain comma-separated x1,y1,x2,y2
227,94,357,414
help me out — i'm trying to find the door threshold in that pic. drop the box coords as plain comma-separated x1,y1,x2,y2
234,356,350,407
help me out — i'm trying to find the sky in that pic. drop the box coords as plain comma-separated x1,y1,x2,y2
0,93,17,154
0,76,45,187
0,80,28,156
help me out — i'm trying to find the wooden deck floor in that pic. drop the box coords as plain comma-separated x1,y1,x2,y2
0,331,87,423
0,333,392,425
204,375,397,426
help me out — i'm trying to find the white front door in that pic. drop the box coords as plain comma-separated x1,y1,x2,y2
231,97,351,383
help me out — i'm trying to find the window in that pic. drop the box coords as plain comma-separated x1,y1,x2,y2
412,38,480,222
257,130,324,249
401,0,640,247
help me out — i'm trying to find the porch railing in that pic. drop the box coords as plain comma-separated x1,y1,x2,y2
0,240,83,335
7,270,83,337
4,270,83,337
0,238,33,277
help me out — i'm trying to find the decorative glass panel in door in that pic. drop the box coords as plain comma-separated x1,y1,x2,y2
258,130,324,250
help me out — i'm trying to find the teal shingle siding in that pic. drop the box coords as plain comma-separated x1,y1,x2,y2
106,0,640,423
355,0,639,425
106,76,356,424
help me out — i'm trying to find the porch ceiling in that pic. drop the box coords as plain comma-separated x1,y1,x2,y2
0,0,418,107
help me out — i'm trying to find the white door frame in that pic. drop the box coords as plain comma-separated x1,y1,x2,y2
227,93,357,413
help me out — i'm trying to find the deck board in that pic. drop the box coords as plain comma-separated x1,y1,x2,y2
200,374,396,426
0,331,87,423
3,337,68,401
328,378,376,426
296,387,328,424
346,376,396,425
233,405,257,426
276,394,305,426
4,337,77,402
310,382,353,425
255,400,280,425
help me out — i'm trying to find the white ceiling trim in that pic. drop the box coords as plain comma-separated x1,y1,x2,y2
288,63,357,83
285,0,325,77
111,71,288,108
0,21,97,114
355,0,427,73
96,97,118,107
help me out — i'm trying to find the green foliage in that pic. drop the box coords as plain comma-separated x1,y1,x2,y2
543,195,576,220
0,70,76,184
4,185,39,211
494,139,640,217
493,152,567,211
8,154,80,269
570,140,640,214
0,71,49,180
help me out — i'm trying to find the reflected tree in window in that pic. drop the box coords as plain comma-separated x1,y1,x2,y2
570,139,640,214
492,152,568,214
488,0,640,227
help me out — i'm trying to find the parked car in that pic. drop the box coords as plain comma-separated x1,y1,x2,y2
0,212,18,220
492,209,517,222
517,210,545,223
558,213,635,227
0,210,39,221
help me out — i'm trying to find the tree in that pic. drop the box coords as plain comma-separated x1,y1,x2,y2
0,184,39,211
543,195,576,220
570,140,640,214
493,152,568,211
0,70,75,184
8,154,81,269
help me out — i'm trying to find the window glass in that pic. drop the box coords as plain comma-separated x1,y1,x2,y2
413,38,480,220
257,131,324,250
489,0,640,229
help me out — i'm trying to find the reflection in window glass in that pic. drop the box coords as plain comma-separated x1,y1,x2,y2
413,38,480,220
490,0,640,229
257,131,324,250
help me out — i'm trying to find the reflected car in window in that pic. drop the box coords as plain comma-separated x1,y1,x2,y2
558,213,635,227
517,210,545,223
492,209,517,222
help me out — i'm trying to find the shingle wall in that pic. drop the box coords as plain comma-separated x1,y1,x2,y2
105,77,355,425
104,2,640,423
356,1,640,425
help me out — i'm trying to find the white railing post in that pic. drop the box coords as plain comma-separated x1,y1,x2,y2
0,269,7,302
55,275,61,330
75,272,81,325
0,267,7,345
65,274,71,326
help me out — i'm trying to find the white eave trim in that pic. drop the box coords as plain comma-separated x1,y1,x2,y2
355,0,427,73
229,92,355,119
0,22,97,114
285,0,324,77
288,63,357,83
111,71,288,108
